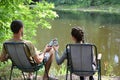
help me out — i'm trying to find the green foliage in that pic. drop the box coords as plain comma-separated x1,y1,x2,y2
104,62,115,76
75,0,91,7
47,0,120,7
47,0,93,7
50,64,66,76
0,60,11,78
0,0,58,77
57,64,66,75
93,0,120,5
0,0,58,43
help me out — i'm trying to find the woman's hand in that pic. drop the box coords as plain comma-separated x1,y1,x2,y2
53,45,59,51
43,44,52,53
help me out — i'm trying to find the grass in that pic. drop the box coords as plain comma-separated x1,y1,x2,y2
0,63,119,80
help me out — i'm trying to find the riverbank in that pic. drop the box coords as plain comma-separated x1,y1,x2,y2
54,5,120,14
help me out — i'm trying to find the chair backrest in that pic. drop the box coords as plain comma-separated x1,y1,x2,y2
4,42,37,72
66,43,97,76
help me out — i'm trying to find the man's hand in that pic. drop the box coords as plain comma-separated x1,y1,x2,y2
33,54,44,64
43,44,52,53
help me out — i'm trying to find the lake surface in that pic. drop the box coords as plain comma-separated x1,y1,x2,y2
35,11,120,76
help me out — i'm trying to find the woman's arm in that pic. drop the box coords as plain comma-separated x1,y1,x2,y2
54,45,67,65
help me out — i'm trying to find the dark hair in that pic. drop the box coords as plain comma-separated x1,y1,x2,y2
71,27,84,43
10,20,23,34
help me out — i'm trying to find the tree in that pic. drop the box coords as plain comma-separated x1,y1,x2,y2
0,0,58,43
0,0,58,77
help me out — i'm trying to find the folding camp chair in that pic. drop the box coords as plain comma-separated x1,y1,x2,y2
4,42,44,80
66,43,102,80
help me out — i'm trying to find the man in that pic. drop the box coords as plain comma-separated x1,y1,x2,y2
0,20,56,80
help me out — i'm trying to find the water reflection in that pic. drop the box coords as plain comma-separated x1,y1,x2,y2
35,11,120,76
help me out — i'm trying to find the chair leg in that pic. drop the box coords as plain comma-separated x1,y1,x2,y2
22,71,26,80
70,72,72,80
80,76,84,80
89,76,94,80
98,72,100,80
9,65,14,80
66,68,69,80
98,70,101,80
98,60,101,80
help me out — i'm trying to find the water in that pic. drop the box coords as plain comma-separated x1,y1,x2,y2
35,11,120,76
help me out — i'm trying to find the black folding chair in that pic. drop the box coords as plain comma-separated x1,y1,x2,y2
4,42,44,80
66,43,102,80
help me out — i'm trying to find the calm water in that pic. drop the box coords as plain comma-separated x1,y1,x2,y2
35,11,120,76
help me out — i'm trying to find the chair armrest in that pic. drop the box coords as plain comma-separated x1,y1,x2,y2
97,53,102,60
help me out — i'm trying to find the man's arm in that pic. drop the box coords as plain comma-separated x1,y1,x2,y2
33,53,44,64
0,54,5,62
32,45,51,64
27,41,52,64
0,46,8,62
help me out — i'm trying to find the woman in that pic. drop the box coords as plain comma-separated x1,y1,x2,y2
53,27,94,80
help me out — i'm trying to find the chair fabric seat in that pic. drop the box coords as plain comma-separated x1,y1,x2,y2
3,42,44,80
15,62,44,72
66,43,101,80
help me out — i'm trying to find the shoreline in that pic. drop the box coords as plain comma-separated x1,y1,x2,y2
54,5,120,15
